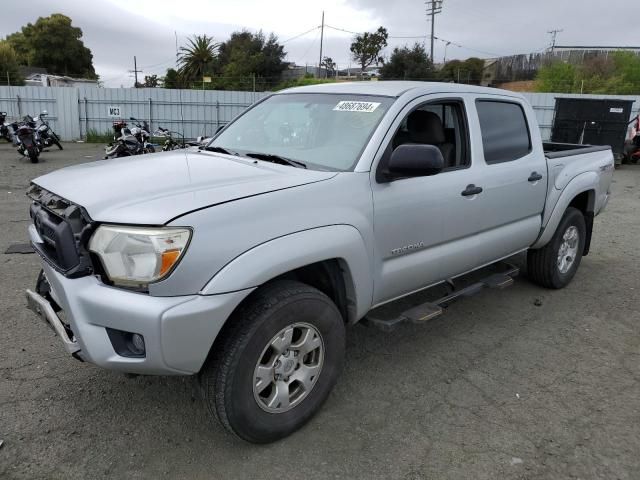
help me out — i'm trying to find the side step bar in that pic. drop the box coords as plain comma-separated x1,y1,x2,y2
363,264,519,332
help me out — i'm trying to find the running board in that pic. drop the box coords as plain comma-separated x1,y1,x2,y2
363,264,519,332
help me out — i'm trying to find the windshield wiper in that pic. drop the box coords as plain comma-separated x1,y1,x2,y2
202,145,238,156
244,152,307,169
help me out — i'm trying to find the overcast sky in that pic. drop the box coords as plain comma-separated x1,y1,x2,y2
1,0,635,87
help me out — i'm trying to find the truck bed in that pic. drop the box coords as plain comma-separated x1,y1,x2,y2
543,142,612,159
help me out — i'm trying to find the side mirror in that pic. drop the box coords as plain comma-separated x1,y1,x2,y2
385,144,444,180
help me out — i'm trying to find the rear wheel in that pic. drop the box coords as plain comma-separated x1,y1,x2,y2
28,147,39,163
200,280,345,443
527,207,586,289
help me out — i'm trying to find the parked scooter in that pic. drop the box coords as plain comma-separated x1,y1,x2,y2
0,112,14,143
35,110,63,150
12,116,40,163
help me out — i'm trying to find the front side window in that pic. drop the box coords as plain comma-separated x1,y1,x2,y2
390,101,470,170
210,93,394,171
476,100,531,164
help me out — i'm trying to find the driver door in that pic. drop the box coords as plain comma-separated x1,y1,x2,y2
370,95,484,305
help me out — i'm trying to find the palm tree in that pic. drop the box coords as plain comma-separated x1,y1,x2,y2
177,34,219,83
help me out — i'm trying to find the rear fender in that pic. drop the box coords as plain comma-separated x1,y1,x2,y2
532,172,596,249
200,225,373,321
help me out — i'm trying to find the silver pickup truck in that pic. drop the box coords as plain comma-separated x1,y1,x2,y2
25,82,613,443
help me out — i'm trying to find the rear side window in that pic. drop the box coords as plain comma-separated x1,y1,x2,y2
476,100,531,164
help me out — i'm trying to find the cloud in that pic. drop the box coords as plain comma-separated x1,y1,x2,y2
1,0,636,86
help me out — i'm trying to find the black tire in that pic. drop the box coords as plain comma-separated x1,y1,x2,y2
52,133,63,150
28,148,39,163
527,207,586,289
200,280,346,443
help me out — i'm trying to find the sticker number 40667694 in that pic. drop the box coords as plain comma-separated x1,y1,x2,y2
333,101,381,113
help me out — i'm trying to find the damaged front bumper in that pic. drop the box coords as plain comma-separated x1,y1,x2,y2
24,263,252,375
26,287,81,356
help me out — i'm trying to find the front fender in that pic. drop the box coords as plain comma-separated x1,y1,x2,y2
200,225,373,320
532,172,596,249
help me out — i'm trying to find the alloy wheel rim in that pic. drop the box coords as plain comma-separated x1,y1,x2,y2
253,322,324,413
557,225,579,274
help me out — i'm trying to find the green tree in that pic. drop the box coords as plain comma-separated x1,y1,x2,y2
162,68,182,89
535,62,579,93
380,43,434,80
439,57,485,84
321,56,336,77
177,34,219,84
214,31,286,90
0,41,24,85
609,51,640,94
350,27,388,72
6,14,96,78
140,74,160,88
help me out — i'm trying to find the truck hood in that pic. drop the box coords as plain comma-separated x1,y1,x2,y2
32,150,337,224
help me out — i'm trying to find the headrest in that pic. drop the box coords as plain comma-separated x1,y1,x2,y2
407,110,445,144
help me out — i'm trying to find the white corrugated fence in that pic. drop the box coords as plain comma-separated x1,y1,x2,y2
0,86,638,142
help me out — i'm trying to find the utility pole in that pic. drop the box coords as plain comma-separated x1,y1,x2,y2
129,56,142,88
443,41,451,63
426,0,443,62
318,11,325,79
547,29,563,55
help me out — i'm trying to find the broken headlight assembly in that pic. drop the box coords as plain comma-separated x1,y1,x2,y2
88,225,191,287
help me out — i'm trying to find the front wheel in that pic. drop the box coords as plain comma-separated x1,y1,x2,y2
52,133,63,150
527,207,586,289
200,280,346,443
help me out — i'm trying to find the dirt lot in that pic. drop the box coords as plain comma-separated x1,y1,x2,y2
1,143,639,480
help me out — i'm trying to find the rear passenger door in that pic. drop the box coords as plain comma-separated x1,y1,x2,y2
471,98,547,252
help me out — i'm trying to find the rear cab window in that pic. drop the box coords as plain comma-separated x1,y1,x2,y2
476,100,532,164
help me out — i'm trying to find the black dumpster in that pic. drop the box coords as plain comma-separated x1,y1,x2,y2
551,98,634,160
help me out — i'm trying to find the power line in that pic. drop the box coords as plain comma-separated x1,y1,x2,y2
433,35,504,57
281,26,321,44
324,23,502,59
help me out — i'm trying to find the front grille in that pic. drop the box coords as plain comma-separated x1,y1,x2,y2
27,184,95,278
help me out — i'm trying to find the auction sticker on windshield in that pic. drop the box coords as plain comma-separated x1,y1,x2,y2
334,101,381,113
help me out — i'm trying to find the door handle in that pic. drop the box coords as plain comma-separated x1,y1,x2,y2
461,184,483,197
528,172,543,182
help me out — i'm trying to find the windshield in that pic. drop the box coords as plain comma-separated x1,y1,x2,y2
209,93,394,171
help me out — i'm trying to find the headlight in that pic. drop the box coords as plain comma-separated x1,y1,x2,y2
89,225,191,286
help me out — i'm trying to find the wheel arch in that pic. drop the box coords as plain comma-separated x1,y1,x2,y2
533,173,597,251
200,225,373,323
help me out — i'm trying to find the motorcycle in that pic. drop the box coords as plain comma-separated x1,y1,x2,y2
34,110,63,150
0,112,14,143
154,127,186,151
12,116,40,163
104,123,142,159
129,117,155,153
624,115,640,164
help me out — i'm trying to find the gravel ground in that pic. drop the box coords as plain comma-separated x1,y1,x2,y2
1,142,639,480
